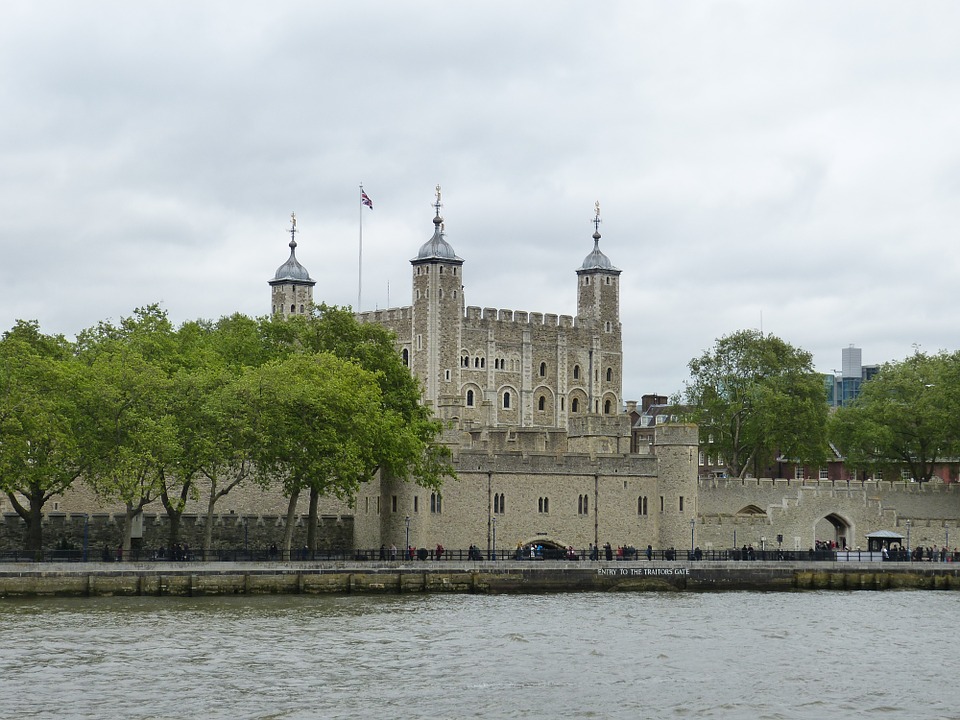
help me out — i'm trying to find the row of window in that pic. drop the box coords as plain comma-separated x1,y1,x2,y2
464,389,616,415
370,493,686,516
367,493,444,515
415,265,458,276
457,358,617,383
364,493,683,515
272,304,306,315
582,275,616,286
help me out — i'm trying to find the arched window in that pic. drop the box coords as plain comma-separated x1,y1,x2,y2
503,391,511,409
480,357,485,368
466,389,474,407
475,357,480,368
539,362,546,377
604,399,612,414
571,398,579,413
538,396,546,411
606,367,613,382
573,365,581,380
583,494,588,514
538,497,549,513
402,348,409,367
431,493,442,513
290,304,295,313
638,496,648,515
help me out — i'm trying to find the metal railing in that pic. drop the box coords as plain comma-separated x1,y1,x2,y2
1,546,956,564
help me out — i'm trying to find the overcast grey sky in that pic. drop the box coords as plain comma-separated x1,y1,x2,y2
2,2,959,401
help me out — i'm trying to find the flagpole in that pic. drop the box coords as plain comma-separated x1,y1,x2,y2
358,183,363,311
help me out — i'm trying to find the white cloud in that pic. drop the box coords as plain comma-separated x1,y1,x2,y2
2,1,960,401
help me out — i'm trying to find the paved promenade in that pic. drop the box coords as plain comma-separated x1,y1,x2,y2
1,559,958,596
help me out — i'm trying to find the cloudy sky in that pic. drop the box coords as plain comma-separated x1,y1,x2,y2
2,2,959,401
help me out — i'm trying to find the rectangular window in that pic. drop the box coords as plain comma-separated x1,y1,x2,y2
794,466,805,480
391,495,397,512
679,496,684,512
660,496,664,513
414,496,419,512
699,451,705,466
444,369,451,381
819,468,828,480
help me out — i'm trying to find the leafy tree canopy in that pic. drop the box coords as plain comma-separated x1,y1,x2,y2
682,329,828,478
830,350,960,482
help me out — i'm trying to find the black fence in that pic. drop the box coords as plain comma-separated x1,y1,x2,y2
2,546,957,563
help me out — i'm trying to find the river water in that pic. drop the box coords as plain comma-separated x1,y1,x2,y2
1,591,956,719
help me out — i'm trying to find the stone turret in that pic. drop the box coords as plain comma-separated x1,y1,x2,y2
575,203,623,416
653,424,700,551
410,185,465,414
269,212,315,318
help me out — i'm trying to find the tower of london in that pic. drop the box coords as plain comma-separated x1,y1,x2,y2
268,187,700,554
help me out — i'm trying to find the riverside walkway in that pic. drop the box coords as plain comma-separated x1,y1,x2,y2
1,559,958,597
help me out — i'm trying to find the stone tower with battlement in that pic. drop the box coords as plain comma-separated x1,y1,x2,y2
354,191,623,434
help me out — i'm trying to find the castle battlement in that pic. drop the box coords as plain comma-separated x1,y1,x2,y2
701,477,958,495
465,306,576,328
356,306,412,324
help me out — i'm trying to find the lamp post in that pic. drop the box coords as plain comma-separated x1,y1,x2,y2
906,519,911,558
492,516,497,561
690,517,695,557
404,515,410,559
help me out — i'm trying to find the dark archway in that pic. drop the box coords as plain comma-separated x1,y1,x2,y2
815,513,851,549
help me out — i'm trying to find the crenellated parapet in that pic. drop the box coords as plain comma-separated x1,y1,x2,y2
356,306,412,324
463,306,576,328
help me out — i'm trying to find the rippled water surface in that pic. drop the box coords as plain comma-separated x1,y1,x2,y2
1,591,957,719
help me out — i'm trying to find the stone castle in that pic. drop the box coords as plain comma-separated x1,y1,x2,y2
12,189,958,556
268,187,960,556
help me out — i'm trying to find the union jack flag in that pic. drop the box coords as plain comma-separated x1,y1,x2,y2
361,190,373,209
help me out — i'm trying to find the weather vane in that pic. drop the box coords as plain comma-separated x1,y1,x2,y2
289,212,298,244
434,184,443,215
593,201,602,233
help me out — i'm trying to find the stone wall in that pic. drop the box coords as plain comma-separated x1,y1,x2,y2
0,511,352,556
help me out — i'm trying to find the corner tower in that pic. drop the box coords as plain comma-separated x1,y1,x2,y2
410,186,465,411
269,212,315,318
575,202,623,416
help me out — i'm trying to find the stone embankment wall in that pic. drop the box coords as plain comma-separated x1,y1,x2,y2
2,561,959,598
0,513,352,555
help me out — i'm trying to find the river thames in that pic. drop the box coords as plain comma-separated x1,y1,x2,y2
1,590,956,719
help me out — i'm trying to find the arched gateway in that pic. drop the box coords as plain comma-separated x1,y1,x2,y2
815,513,852,549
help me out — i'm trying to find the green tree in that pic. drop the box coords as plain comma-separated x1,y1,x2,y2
238,352,387,557
682,329,829,478
0,321,84,552
77,306,177,556
830,351,960,482
269,305,453,550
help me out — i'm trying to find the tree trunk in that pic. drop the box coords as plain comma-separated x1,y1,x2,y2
122,501,135,560
282,488,300,560
166,509,182,549
8,489,45,553
307,487,319,551
204,490,217,555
